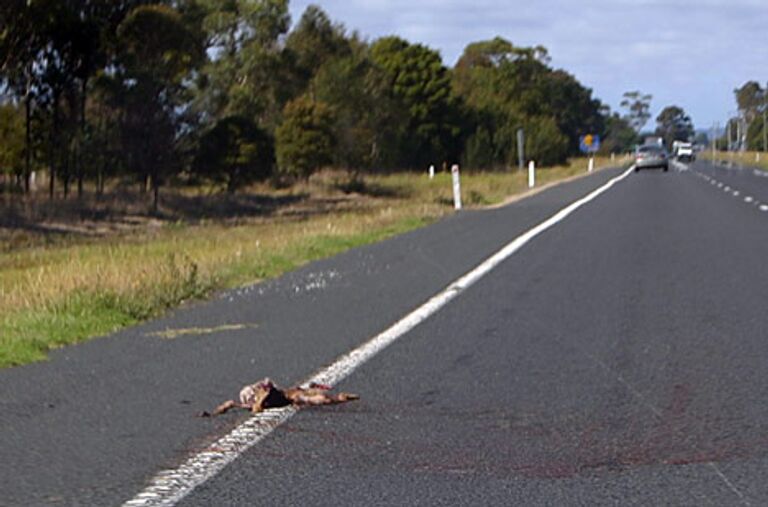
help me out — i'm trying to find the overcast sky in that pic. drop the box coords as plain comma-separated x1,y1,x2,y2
289,0,768,132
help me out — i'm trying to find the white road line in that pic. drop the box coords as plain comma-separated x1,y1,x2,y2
761,205,768,212
122,168,636,507
745,196,754,203
732,191,740,197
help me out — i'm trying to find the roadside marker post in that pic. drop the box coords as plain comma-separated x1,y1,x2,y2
579,134,600,173
429,164,435,179
451,164,462,210
528,161,535,188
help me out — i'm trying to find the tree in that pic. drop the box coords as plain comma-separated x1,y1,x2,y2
0,0,50,193
0,103,25,187
746,114,767,151
194,115,274,191
370,36,462,168
193,0,291,125
655,105,694,147
523,115,569,167
275,96,335,180
735,81,764,122
116,3,203,211
462,126,495,169
312,37,405,171
603,112,638,153
285,5,350,93
620,91,653,132
452,37,597,167
540,69,604,153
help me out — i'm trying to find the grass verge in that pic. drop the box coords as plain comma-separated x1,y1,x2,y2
700,150,768,171
0,157,620,368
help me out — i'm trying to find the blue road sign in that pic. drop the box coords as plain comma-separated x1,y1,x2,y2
579,134,601,153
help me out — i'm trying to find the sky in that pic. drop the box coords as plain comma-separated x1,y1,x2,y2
289,0,768,132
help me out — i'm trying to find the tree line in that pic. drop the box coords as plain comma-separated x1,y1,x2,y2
1,1,645,209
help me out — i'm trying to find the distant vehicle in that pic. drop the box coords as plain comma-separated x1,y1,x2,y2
672,141,695,162
644,136,665,147
634,145,669,172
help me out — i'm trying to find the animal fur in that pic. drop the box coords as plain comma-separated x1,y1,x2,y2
201,378,359,417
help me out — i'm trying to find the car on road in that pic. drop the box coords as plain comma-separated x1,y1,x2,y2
634,144,669,172
672,141,695,162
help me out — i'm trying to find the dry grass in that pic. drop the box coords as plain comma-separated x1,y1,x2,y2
701,150,768,171
0,156,622,367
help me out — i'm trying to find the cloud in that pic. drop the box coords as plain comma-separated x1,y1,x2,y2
289,0,768,127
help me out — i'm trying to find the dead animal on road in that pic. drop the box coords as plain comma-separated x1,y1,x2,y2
200,378,359,417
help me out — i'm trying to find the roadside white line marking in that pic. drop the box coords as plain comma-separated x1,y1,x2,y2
732,191,740,197
718,182,724,188
724,186,731,192
745,196,754,203
761,205,768,212
122,167,635,507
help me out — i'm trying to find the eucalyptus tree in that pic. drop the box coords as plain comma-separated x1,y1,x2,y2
452,37,599,167
193,0,290,126
655,105,694,147
194,115,274,192
0,104,25,188
285,5,350,94
370,36,461,169
0,0,50,192
311,37,404,172
116,3,204,210
620,90,653,133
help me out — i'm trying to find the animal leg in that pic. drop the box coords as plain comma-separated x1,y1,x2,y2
200,399,246,417
291,391,359,406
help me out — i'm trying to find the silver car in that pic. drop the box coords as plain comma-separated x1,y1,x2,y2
634,145,669,172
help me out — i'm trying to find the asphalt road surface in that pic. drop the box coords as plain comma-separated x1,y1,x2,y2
3,159,768,506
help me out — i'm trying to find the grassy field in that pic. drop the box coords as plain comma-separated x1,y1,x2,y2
700,150,768,171
0,156,623,368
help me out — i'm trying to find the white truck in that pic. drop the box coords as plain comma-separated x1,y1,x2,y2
672,141,695,162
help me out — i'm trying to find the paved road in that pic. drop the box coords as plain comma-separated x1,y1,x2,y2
179,159,768,506
0,166,623,506
4,160,768,505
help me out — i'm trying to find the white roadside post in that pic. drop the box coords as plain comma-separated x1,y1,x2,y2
588,156,595,173
429,164,435,179
528,160,535,188
451,164,462,210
